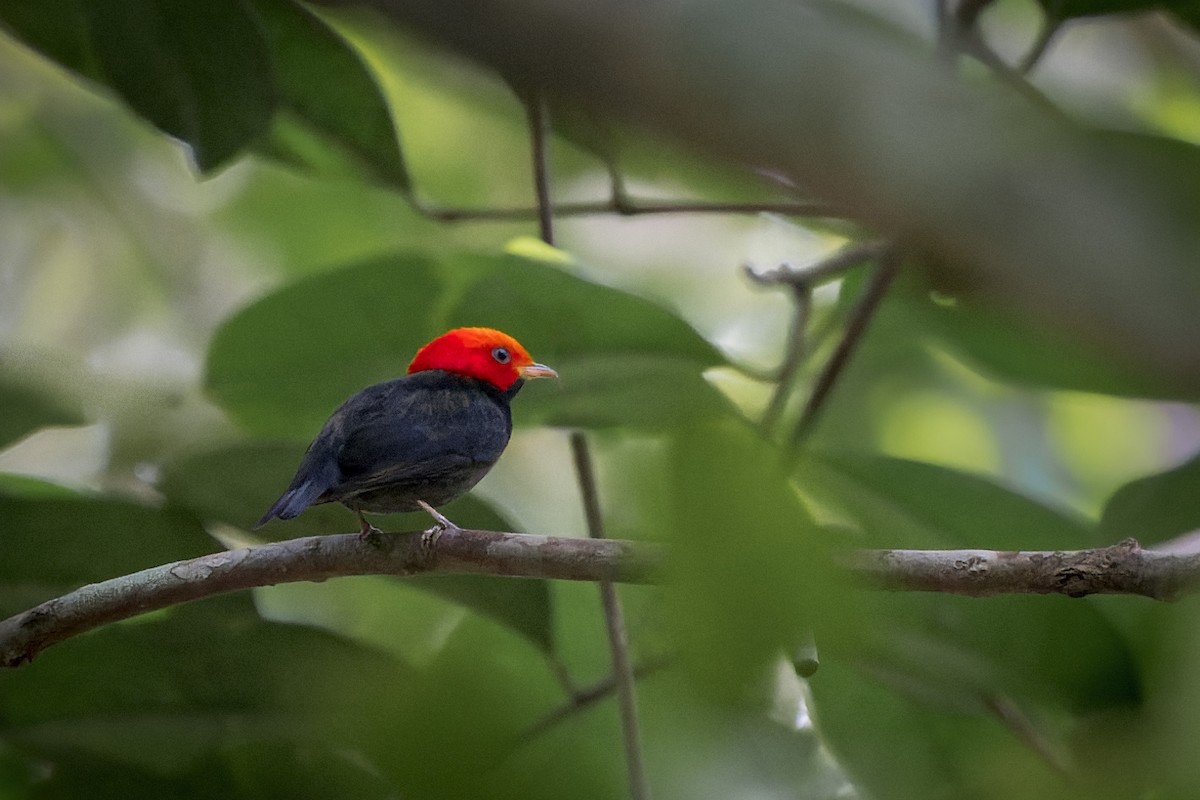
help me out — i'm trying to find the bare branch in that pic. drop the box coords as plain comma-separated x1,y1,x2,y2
409,196,837,223
0,528,662,668
519,655,673,744
571,432,652,800
6,533,1200,669
523,90,557,246
848,538,1200,601
787,247,903,449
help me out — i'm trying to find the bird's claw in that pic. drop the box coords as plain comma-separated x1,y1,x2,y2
417,500,459,558
357,511,384,545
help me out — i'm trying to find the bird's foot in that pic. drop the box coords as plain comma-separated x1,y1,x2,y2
357,512,384,545
416,500,459,556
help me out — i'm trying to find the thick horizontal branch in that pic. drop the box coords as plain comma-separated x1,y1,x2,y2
0,527,661,668
850,538,1200,601
4,533,1200,668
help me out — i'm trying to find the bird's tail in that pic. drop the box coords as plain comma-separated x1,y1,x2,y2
254,479,327,530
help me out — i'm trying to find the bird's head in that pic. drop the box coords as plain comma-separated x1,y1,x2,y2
408,327,558,391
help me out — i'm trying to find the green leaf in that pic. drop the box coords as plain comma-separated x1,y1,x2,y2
0,0,278,170
204,252,725,438
925,297,1200,400
0,0,92,74
1,597,413,792
1037,0,1190,20
1100,454,1200,544
204,254,443,439
87,0,277,170
801,455,1141,798
795,453,1097,550
0,375,83,450
249,0,409,189
161,441,555,652
445,253,723,366
0,494,215,617
665,421,847,701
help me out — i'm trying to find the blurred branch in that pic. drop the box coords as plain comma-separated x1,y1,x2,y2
6,534,1200,669
984,693,1073,777
1017,15,1062,74
523,90,557,245
519,654,673,745
746,240,888,434
786,246,903,449
408,196,835,223
939,0,1061,111
571,432,652,800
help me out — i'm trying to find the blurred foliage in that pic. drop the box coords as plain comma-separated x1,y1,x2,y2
1,0,1199,798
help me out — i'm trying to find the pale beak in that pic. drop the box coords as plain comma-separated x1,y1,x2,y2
520,362,558,380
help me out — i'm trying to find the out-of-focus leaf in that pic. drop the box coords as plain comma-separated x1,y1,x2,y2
444,252,723,365
795,453,1097,550
1100,454,1200,544
515,353,729,429
1037,0,1190,20
0,0,276,170
204,254,443,439
1,597,412,796
665,421,847,701
0,377,83,449
161,441,555,652
0,472,86,498
803,455,1141,799
0,494,215,617
0,0,90,75
205,252,725,437
923,297,1200,400
249,0,409,189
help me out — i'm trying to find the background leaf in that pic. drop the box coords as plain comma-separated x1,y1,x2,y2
249,0,409,189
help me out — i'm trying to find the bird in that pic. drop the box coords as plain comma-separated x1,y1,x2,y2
255,327,557,537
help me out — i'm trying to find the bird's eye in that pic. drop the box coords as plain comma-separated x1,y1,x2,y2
491,346,511,365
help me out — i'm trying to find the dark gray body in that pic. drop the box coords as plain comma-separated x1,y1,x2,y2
256,370,520,527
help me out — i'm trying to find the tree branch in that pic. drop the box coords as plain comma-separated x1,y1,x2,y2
5,533,1200,669
0,528,662,668
571,432,652,800
848,538,1200,601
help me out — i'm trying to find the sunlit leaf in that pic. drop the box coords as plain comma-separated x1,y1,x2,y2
250,0,409,189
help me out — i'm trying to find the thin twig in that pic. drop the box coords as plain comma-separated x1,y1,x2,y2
759,286,811,435
748,240,889,434
983,693,1073,777
571,432,652,800
787,247,902,450
409,197,836,223
524,91,556,246
520,654,673,744
1017,14,1062,75
745,240,888,291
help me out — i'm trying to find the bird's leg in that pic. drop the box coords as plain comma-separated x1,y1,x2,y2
356,508,383,542
416,500,459,555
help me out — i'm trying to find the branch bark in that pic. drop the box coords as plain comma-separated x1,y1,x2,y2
4,532,1200,668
